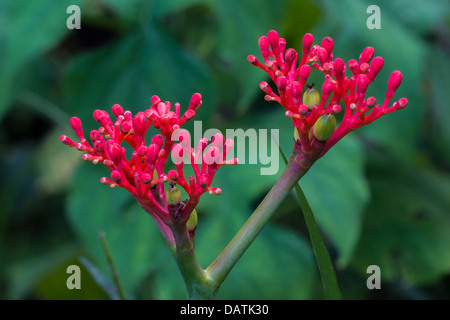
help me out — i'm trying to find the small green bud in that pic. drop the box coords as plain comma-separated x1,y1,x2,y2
312,114,336,141
302,84,320,110
186,209,198,233
166,186,182,205
293,127,300,143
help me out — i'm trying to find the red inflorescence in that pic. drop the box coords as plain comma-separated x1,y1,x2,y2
249,30,408,154
61,93,237,228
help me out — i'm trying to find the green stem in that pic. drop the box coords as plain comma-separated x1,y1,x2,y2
206,145,318,285
169,221,219,300
98,231,127,300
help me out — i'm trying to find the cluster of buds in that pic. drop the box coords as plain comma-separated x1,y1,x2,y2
60,93,237,242
249,30,408,155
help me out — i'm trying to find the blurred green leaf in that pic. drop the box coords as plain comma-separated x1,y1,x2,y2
318,0,426,162
79,255,121,300
0,0,88,119
352,163,450,284
67,163,169,293
428,47,450,163
62,25,216,125
211,0,289,113
301,135,369,267
6,243,79,299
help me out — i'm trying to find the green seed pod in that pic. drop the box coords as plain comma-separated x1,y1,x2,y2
186,209,198,233
166,186,182,205
312,114,336,141
302,87,321,110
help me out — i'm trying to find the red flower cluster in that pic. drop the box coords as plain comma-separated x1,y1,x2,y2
60,93,237,236
248,30,408,154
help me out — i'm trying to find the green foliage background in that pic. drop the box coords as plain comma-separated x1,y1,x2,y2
1,0,449,299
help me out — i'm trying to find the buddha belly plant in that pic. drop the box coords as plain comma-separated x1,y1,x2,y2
61,30,407,300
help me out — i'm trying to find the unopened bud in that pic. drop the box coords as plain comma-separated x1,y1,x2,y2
303,85,320,110
258,36,270,57
168,170,179,181
359,47,375,64
366,97,377,109
302,33,314,54
333,58,345,81
312,114,336,141
70,117,84,137
386,70,403,98
189,93,202,111
321,37,334,54
268,30,280,54
186,209,198,233
166,186,182,206
112,104,124,117
299,64,311,85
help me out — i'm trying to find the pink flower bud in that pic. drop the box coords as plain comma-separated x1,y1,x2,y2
152,134,164,148
198,175,209,188
258,36,270,57
298,105,309,115
359,47,375,64
90,130,101,142
151,95,161,105
94,140,104,153
299,65,311,85
167,170,179,181
387,71,403,98
60,135,73,146
321,80,334,101
112,104,124,117
107,142,123,166
356,74,370,99
268,30,280,54
333,58,345,81
321,37,334,54
284,48,297,68
276,76,287,93
182,109,196,122
397,97,408,109
331,104,342,113
189,93,202,111
366,97,377,109
197,138,209,152
157,102,168,116
260,81,272,94
279,38,286,53
177,129,191,147
212,133,225,148
247,55,258,65
348,59,359,75
122,121,131,133
291,81,303,105
111,170,121,182
132,112,147,138
93,110,111,127
359,62,370,73
302,33,314,54
146,143,160,164
317,47,329,66
137,145,147,157
141,173,152,184
171,144,184,165
70,117,84,137
367,56,384,81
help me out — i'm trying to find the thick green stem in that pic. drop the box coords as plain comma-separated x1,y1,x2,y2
206,144,322,285
169,221,219,300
